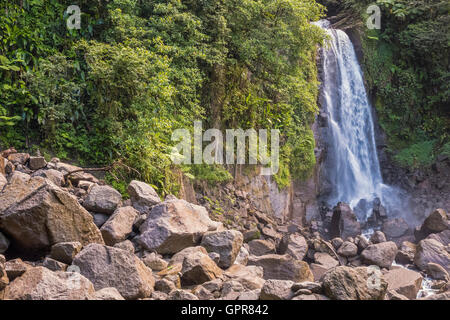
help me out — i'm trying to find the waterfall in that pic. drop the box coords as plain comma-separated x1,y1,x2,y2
315,20,403,220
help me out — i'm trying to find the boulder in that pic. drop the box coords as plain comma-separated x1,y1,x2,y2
3,267,95,300
419,292,450,300
370,231,387,244
331,237,344,250
168,289,199,300
414,239,450,273
155,278,177,294
32,169,64,186
29,156,47,170
94,287,125,300
92,213,109,228
285,234,308,261
82,185,122,214
330,203,361,240
382,218,410,240
180,250,223,286
142,252,168,272
221,280,245,299
113,240,135,253
292,281,322,294
426,229,450,246
170,246,208,266
201,230,243,268
248,254,313,282
322,266,387,300
243,229,261,243
355,235,369,251
100,206,138,245
43,258,68,272
234,246,249,266
128,180,161,212
137,199,222,254
426,263,449,281
192,285,214,300
238,289,261,300
395,241,416,265
260,279,294,300
7,153,29,165
314,252,339,269
309,263,330,282
72,243,154,300
209,252,220,264
202,278,223,293
248,239,275,256
50,242,83,265
420,209,449,235
0,176,103,252
5,258,31,280
224,264,265,290
361,241,398,269
337,241,358,257
0,231,9,254
384,268,423,300
151,291,169,300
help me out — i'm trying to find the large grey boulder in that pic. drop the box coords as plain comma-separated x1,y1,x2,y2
361,241,398,269
138,199,222,254
248,254,313,282
0,176,103,252
414,239,450,273
82,185,122,214
322,266,387,300
3,267,95,300
128,180,161,212
201,230,243,268
100,206,139,246
72,244,155,300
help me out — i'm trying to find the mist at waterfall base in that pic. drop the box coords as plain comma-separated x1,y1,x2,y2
314,20,415,229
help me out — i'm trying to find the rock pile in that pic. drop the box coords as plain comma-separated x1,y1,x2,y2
0,150,448,300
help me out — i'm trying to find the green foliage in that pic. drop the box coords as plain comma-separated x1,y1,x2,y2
0,0,326,195
393,140,436,169
187,164,233,185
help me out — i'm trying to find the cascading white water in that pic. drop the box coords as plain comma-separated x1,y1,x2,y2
315,20,398,219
